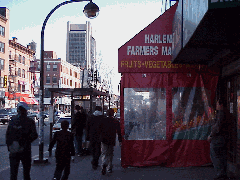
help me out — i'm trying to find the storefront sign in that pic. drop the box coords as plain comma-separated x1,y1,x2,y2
3,75,7,88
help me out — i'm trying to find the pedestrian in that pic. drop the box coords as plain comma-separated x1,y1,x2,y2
6,102,38,180
48,120,75,180
72,105,87,156
207,99,229,180
86,106,104,170
100,108,122,175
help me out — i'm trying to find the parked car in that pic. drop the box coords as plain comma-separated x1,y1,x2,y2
0,108,17,124
52,116,71,134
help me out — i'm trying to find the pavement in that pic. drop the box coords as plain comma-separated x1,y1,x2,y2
0,143,225,180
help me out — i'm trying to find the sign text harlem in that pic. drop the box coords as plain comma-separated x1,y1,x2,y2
127,34,173,56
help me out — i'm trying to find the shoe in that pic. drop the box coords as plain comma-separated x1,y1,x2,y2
107,169,112,173
101,165,107,175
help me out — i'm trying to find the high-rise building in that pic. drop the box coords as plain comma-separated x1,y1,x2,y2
66,21,96,71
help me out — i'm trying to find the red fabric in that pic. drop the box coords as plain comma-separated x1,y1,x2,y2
120,72,218,168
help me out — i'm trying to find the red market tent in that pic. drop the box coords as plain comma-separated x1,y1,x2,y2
118,3,219,168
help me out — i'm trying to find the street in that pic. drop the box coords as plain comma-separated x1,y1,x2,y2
0,118,52,173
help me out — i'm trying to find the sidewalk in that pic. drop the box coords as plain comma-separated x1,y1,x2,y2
0,144,218,180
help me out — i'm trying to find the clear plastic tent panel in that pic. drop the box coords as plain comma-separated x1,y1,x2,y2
124,88,166,140
172,87,214,140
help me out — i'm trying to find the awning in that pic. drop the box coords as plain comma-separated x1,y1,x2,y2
20,97,39,105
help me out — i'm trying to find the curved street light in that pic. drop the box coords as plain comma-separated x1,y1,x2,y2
35,0,99,164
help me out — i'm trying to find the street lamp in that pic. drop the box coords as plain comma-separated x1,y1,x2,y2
34,0,99,164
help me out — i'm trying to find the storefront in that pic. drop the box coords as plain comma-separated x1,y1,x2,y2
170,0,240,177
118,4,219,168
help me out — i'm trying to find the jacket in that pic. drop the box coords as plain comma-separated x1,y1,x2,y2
48,130,75,158
86,110,104,142
100,117,122,146
6,115,38,152
72,111,87,135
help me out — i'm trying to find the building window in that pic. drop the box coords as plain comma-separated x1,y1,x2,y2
46,64,51,71
75,72,77,78
46,76,50,84
22,69,25,78
18,68,21,77
70,80,72,86
18,55,21,63
22,56,25,64
70,69,72,76
53,64,57,71
52,76,57,83
18,84,21,92
0,42,5,53
37,64,40,71
0,26,5,37
22,85,25,92
9,51,12,59
0,58,4,70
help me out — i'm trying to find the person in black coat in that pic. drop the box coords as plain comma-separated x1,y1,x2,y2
100,108,122,175
48,120,75,180
86,106,104,170
72,105,87,156
6,102,38,180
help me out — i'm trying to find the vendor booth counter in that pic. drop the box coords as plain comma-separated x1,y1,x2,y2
118,3,219,168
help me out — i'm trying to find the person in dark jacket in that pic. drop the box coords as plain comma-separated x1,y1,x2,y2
208,100,229,180
72,105,87,156
86,106,104,170
48,120,75,180
100,108,122,175
6,102,38,180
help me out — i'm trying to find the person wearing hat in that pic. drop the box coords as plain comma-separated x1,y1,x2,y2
6,102,38,180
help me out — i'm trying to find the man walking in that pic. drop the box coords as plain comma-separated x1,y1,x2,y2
100,108,122,175
72,105,87,156
208,99,229,180
48,120,75,180
6,102,38,180
86,106,104,170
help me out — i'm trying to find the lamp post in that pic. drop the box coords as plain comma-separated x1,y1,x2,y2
34,0,99,164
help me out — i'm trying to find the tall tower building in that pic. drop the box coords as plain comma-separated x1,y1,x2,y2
66,21,96,71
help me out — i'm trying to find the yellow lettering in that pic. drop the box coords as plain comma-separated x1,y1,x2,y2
121,61,125,67
152,61,156,68
138,61,141,68
163,61,167,68
144,61,148,68
149,61,153,68
168,61,171,68
134,61,137,68
157,61,161,68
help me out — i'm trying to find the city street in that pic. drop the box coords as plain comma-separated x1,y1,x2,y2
0,118,51,173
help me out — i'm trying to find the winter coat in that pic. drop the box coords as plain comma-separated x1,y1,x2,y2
6,115,38,153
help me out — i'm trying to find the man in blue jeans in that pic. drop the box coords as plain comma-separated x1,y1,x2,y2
208,100,229,180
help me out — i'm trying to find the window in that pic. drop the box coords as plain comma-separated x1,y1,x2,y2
70,69,72,76
0,58,4,70
0,42,5,53
46,64,51,71
18,68,21,77
53,64,57,71
70,80,72,86
37,64,40,71
0,26,5,37
46,76,50,84
22,85,25,92
22,56,25,64
52,76,57,83
124,88,166,140
18,55,21,63
22,69,25,78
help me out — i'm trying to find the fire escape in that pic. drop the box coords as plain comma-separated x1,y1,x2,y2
8,53,17,106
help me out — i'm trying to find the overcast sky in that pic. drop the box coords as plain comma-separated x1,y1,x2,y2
2,0,175,94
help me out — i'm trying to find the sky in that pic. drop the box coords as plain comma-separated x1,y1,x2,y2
1,0,175,94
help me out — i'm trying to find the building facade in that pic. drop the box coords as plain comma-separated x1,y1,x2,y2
35,51,81,107
7,37,36,108
0,7,9,108
66,21,96,83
